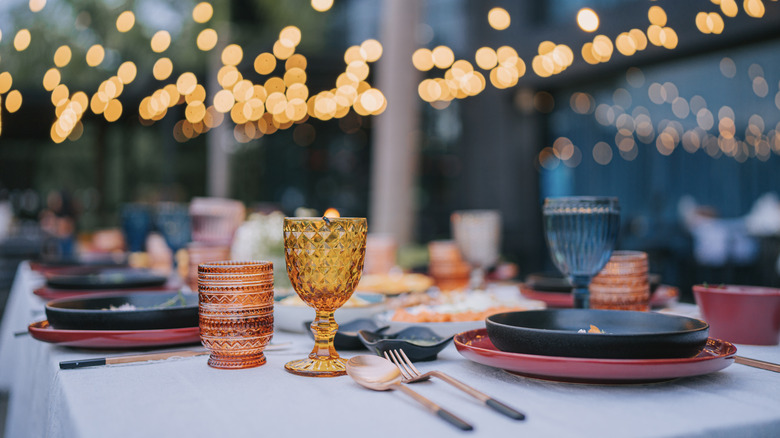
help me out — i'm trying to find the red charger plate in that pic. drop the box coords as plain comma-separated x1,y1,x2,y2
28,320,201,349
454,328,735,384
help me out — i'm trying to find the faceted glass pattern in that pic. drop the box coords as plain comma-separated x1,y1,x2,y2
283,217,367,377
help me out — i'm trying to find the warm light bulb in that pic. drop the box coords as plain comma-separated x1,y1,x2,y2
577,8,599,33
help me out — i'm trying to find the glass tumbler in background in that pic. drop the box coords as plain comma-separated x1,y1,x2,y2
451,210,502,291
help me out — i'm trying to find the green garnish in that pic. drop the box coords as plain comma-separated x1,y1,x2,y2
155,291,187,308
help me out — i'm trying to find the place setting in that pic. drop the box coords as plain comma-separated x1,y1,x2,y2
27,290,202,349
32,265,176,300
448,197,731,383
23,256,198,349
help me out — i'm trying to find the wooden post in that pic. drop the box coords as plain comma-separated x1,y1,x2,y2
206,9,231,198
369,0,422,244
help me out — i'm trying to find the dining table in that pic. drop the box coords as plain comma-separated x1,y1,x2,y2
1,261,780,438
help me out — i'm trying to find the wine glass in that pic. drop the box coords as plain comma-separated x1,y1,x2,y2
542,197,620,309
451,210,501,290
283,216,367,377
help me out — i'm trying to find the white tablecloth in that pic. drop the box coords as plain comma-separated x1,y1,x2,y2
1,263,780,438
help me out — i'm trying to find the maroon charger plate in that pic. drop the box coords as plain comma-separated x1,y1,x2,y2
28,320,201,349
454,328,736,384
519,284,679,309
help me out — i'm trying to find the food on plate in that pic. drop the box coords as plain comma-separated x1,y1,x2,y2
102,292,188,311
391,306,524,322
388,289,544,323
278,294,375,308
578,324,605,334
356,273,434,295
106,303,138,311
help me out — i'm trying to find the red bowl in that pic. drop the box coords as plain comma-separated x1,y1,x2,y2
692,284,780,345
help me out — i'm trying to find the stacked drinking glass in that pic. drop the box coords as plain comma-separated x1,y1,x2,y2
198,261,274,369
589,251,650,311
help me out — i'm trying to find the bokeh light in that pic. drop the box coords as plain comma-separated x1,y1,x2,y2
153,58,174,81
116,11,135,33
192,2,214,23
29,0,46,13
488,8,511,31
151,31,172,53
577,8,599,32
86,44,105,67
14,29,31,51
412,48,434,71
648,6,667,27
53,46,72,67
311,0,334,12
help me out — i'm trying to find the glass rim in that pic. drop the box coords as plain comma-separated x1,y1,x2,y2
543,196,618,203
284,216,365,220
451,209,501,214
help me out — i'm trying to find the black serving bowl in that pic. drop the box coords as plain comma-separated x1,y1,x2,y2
486,309,709,359
357,326,453,362
304,318,388,350
45,291,198,330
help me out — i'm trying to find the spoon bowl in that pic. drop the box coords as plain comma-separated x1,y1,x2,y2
345,355,473,431
345,355,403,390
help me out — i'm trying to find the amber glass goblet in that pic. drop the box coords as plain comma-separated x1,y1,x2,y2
283,217,367,377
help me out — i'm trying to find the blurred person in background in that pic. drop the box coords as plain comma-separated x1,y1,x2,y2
39,190,78,258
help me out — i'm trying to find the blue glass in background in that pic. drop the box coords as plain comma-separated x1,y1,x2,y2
543,197,620,308
154,202,191,254
120,203,152,252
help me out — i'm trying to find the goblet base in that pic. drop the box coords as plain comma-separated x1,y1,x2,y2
208,352,266,369
284,356,348,377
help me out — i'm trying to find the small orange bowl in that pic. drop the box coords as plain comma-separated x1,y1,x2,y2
693,284,780,345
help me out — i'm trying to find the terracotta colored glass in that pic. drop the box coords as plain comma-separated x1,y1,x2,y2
283,217,367,377
590,251,650,311
198,261,274,369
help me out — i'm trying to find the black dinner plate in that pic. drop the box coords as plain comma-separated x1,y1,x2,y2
486,309,709,359
45,291,198,330
524,272,572,292
45,268,168,290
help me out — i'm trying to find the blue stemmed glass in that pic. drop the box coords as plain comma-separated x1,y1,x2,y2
154,202,191,254
542,197,620,309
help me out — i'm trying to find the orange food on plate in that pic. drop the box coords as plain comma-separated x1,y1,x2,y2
356,273,434,295
391,305,527,323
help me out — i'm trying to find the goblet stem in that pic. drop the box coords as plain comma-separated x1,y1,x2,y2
469,266,487,291
571,275,591,309
309,310,340,361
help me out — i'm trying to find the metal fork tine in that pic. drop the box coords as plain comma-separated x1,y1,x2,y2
390,350,416,378
384,351,412,380
398,349,422,376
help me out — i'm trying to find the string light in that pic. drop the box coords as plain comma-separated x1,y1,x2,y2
1,0,778,151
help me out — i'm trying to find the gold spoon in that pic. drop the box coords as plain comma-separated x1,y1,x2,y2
345,355,473,431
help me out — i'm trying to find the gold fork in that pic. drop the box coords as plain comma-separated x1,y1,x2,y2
384,349,526,420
